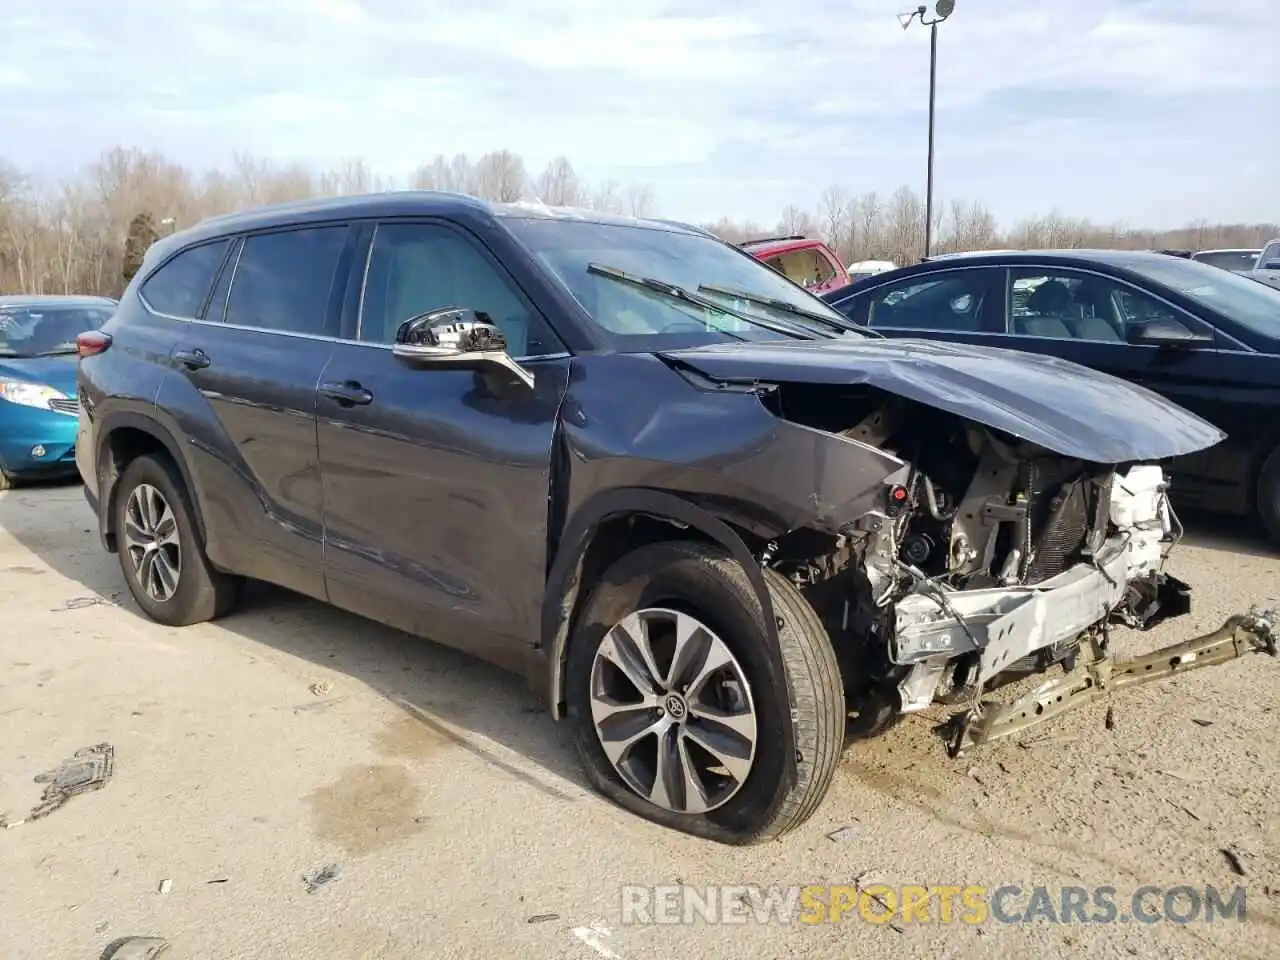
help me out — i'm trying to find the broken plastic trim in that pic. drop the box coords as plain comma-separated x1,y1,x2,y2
944,608,1279,758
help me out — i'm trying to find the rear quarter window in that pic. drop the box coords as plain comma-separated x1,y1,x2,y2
139,240,233,319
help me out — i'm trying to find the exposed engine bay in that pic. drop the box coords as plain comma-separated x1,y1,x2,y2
762,391,1200,741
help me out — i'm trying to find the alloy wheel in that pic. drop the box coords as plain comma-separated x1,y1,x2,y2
123,483,182,603
589,608,758,814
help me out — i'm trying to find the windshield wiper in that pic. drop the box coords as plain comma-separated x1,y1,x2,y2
29,347,78,357
586,264,823,341
696,283,881,338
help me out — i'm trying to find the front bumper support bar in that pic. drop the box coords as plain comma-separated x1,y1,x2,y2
945,608,1278,758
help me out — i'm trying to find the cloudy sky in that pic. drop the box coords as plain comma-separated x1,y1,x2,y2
2,0,1276,228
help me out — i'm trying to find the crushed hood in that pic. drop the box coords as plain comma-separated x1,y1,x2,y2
659,338,1225,464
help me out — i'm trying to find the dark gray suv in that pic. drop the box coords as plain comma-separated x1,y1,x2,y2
73,192,1270,844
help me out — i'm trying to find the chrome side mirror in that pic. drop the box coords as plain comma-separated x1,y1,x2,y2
391,307,534,389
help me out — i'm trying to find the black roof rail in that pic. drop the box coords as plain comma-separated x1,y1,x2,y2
737,234,808,247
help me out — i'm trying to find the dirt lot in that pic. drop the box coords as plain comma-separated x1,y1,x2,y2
1,481,1278,960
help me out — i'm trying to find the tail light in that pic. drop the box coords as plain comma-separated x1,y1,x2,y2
76,330,113,358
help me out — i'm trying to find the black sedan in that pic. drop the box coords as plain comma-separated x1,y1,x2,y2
821,249,1280,541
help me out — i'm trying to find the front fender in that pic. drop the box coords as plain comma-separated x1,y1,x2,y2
539,487,785,725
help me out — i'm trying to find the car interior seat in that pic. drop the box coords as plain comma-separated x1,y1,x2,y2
1070,280,1124,341
1017,280,1075,338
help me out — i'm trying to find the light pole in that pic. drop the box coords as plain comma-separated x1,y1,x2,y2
899,0,955,260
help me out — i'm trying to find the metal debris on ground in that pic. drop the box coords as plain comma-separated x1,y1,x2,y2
1191,718,1214,728
53,595,118,612
308,680,332,697
302,863,342,893
157,879,172,894
1222,846,1249,876
26,743,115,822
100,937,170,960
826,825,859,843
527,914,560,924
1104,705,1116,730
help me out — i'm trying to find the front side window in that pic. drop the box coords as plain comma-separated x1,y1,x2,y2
504,218,862,350
224,226,348,336
358,222,563,358
0,304,117,357
139,239,231,319
1118,255,1280,340
1006,268,1188,342
861,269,994,332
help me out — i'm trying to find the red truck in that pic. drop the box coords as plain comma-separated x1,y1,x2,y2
738,235,852,295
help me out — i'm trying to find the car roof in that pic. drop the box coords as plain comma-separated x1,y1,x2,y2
0,294,117,308
176,191,701,247
737,236,826,256
906,248,1193,269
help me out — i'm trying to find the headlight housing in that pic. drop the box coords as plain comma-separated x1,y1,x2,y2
0,377,67,411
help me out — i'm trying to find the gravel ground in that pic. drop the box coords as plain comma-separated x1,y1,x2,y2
1,480,1277,960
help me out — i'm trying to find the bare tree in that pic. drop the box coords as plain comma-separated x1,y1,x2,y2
0,144,1273,298
884,186,925,266
588,179,622,214
626,183,656,218
532,157,583,206
941,199,999,254
778,204,814,236
471,150,527,202
818,185,849,252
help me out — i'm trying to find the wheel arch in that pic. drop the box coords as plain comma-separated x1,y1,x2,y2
95,412,207,553
538,487,800,789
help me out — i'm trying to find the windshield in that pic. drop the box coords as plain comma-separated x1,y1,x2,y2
1192,251,1260,272
1124,256,1280,339
0,305,114,358
504,218,865,349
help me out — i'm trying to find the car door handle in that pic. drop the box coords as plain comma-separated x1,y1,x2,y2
320,381,374,406
174,348,210,370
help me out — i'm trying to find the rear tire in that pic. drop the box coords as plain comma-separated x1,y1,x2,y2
113,453,243,626
565,540,845,844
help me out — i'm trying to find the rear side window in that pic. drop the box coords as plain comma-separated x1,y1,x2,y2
139,240,232,319
224,226,348,336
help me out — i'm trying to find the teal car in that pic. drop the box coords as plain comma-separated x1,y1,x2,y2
0,295,117,490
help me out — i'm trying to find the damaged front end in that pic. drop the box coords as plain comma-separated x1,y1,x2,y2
750,391,1277,756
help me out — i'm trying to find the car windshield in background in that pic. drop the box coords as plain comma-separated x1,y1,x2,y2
1192,251,1260,272
505,218,864,348
1124,256,1280,340
0,305,114,358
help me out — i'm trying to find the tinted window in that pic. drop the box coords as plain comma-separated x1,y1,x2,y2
224,227,348,336
358,222,563,357
139,240,231,318
863,269,993,332
1006,268,1187,343
504,218,861,349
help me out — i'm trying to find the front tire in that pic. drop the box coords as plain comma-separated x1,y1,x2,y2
113,453,243,626
565,540,845,844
